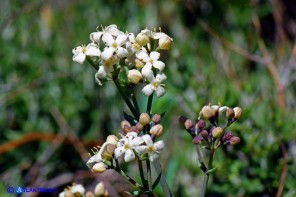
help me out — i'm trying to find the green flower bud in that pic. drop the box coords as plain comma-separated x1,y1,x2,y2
139,113,150,126
233,107,243,119
201,106,216,119
136,32,150,46
150,124,163,136
212,127,223,139
92,162,106,173
128,69,142,84
94,182,108,197
158,35,173,50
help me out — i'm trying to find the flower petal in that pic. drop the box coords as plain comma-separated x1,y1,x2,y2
90,32,103,43
124,149,135,162
155,86,166,97
150,51,160,60
135,145,149,155
142,135,154,146
101,47,115,60
116,47,128,58
96,66,107,78
114,146,125,158
102,33,114,46
153,61,165,71
105,25,123,36
136,50,149,61
142,84,154,96
72,46,83,54
154,140,165,151
73,53,86,64
130,136,144,147
149,153,159,162
85,43,101,57
156,72,167,83
141,64,154,80
116,34,127,45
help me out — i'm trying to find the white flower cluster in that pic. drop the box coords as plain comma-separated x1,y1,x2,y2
86,131,164,173
72,25,173,97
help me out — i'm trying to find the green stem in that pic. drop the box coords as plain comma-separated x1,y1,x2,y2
131,89,140,116
146,159,152,190
113,78,139,118
114,159,144,191
146,94,154,114
153,159,174,197
138,157,149,190
200,149,214,197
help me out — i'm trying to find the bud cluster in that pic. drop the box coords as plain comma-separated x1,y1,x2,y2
86,112,165,173
179,104,242,147
59,182,109,197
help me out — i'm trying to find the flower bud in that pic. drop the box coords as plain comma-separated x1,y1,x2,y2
136,122,143,131
201,106,216,119
135,59,144,68
136,32,150,46
86,191,95,197
139,113,150,126
178,116,187,126
158,35,173,50
92,162,106,173
150,124,163,136
192,136,203,144
201,130,208,139
233,107,243,119
64,190,74,197
106,135,118,146
212,127,223,139
128,69,142,84
94,182,108,197
129,126,139,134
152,114,162,124
222,132,233,142
226,108,235,119
197,120,206,129
230,136,240,145
105,144,115,155
184,119,194,130
121,120,131,133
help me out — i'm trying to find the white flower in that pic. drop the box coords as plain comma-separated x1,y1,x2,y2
126,33,141,55
142,71,167,97
86,141,113,169
135,134,165,162
94,55,119,85
136,51,165,71
59,184,85,197
101,33,129,60
90,24,124,43
72,43,101,64
115,132,144,162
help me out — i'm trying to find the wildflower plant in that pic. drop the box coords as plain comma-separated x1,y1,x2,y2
179,104,242,196
67,24,243,196
71,24,173,196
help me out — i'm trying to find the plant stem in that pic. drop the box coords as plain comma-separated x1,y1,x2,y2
146,94,154,114
153,159,174,197
131,89,140,116
138,157,149,190
200,149,214,197
113,78,139,118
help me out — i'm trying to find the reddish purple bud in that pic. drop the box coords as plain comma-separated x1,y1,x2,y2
185,119,195,130
178,116,187,126
222,132,234,142
197,119,206,129
230,136,240,145
201,130,209,139
192,136,203,144
152,114,162,124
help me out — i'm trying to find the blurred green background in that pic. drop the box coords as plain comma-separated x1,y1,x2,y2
1,0,296,196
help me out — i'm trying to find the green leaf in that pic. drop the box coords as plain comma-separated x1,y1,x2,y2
207,167,217,174
152,171,162,190
123,111,137,125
